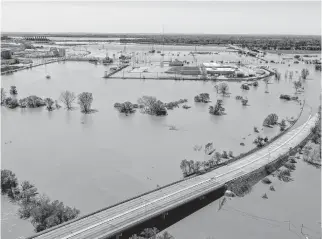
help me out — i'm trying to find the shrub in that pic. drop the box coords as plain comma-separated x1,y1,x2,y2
280,94,291,101
241,98,248,106
262,193,268,199
241,83,250,90
261,177,272,184
269,185,275,191
253,81,259,87
222,151,228,159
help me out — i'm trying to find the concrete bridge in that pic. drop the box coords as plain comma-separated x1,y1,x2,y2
26,114,318,239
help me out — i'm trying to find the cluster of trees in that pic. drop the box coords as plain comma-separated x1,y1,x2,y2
1,87,95,114
138,96,167,116
1,169,80,232
194,93,210,103
209,100,225,115
253,136,269,148
164,99,188,110
180,150,234,177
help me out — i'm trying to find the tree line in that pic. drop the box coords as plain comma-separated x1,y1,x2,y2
1,87,95,114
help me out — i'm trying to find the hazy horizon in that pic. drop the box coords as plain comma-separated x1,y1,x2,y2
1,1,321,35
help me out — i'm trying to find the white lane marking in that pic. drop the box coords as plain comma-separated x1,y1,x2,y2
56,115,314,239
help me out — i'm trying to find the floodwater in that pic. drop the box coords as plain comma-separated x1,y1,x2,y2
1,48,321,239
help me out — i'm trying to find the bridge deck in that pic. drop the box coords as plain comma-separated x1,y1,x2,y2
29,115,317,239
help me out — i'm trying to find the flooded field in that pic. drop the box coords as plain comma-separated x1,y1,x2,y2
1,48,320,239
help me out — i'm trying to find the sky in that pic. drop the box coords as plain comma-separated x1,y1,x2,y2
1,1,321,35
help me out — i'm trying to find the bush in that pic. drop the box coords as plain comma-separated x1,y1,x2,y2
253,81,259,87
261,177,272,184
241,83,250,90
222,151,228,159
280,94,291,101
241,98,248,106
269,185,275,191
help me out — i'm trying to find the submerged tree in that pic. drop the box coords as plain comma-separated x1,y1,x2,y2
59,90,76,110
209,99,225,115
241,98,248,106
301,68,309,80
78,92,93,113
293,80,304,93
44,98,55,111
1,169,18,194
9,86,18,95
114,102,136,115
216,82,230,96
263,113,278,127
194,93,210,103
1,88,6,105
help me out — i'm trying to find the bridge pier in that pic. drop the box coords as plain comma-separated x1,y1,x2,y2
115,233,122,239
161,212,168,219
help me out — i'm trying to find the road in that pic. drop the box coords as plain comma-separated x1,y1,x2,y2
27,114,318,239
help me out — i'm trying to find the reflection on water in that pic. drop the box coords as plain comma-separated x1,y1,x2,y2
1,50,320,239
